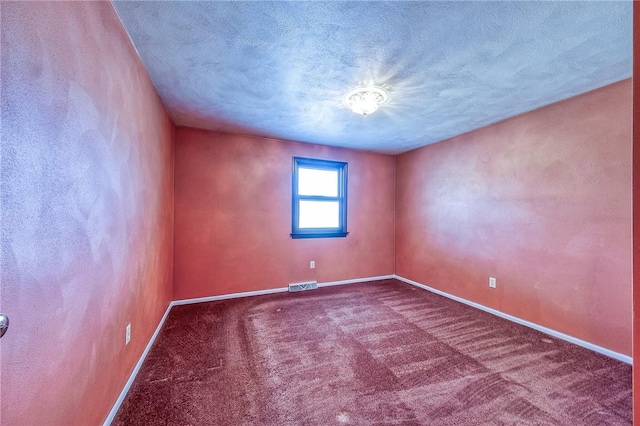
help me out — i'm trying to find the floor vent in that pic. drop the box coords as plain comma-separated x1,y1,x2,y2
288,281,318,292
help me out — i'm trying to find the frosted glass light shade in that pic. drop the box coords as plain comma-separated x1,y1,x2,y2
343,86,388,115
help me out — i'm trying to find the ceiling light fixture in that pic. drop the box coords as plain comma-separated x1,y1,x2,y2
343,86,388,116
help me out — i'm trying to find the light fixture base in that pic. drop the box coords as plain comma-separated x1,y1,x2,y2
343,86,388,116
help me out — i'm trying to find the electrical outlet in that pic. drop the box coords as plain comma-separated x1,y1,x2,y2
125,323,131,345
310,260,315,269
489,277,497,289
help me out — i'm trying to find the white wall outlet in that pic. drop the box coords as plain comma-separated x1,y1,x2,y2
489,277,497,288
310,260,315,269
125,323,131,345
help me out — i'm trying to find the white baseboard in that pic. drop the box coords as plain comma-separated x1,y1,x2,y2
171,286,289,306
393,275,632,364
172,275,395,306
317,274,395,288
103,303,173,426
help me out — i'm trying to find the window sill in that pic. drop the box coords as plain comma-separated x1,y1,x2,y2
290,232,349,239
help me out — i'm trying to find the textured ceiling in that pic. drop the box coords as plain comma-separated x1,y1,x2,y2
113,1,632,154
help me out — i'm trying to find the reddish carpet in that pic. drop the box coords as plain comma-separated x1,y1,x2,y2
113,279,631,425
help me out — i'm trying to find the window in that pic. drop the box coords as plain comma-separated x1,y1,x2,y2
291,157,348,239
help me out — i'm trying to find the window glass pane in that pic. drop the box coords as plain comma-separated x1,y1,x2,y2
298,168,338,197
299,200,339,228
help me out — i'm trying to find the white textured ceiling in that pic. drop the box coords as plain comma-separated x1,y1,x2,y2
113,1,632,154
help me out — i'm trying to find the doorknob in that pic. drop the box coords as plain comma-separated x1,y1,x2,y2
0,314,8,339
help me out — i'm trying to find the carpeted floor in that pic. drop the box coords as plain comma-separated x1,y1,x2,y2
113,279,631,425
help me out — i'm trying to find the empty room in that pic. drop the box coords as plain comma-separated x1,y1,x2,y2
1,1,638,425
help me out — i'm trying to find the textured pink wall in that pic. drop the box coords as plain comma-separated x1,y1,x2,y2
396,80,632,355
1,2,174,425
173,128,395,300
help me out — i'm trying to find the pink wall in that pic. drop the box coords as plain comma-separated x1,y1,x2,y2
0,2,174,425
396,80,632,356
173,128,395,300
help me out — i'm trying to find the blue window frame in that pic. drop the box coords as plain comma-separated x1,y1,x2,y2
291,157,348,239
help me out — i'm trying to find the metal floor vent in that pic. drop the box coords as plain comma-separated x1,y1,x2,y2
288,281,318,292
